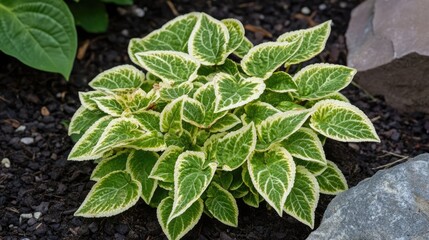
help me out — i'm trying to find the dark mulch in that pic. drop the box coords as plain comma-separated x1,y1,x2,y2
1,0,428,239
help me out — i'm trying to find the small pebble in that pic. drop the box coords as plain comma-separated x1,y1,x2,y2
301,6,311,15
339,2,347,8
319,3,327,10
20,213,33,224
1,158,10,168
348,143,360,151
20,137,34,145
33,212,42,219
15,125,26,132
121,29,129,37
132,6,145,17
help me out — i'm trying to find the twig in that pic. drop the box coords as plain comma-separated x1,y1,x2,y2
166,0,179,16
373,151,409,170
351,81,378,101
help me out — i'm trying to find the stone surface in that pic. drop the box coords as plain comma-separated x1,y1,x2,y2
346,0,429,113
307,154,429,240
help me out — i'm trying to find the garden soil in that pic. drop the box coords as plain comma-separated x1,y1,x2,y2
1,0,428,239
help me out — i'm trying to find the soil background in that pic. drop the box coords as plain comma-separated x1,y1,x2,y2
1,0,428,239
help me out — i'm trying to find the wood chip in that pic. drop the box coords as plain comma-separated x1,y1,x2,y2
77,39,90,60
41,106,50,116
292,11,318,27
244,24,273,38
3,119,20,128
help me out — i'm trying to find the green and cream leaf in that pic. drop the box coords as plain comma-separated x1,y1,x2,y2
316,160,348,195
150,146,183,183
242,102,280,125
222,18,245,54
210,113,241,133
89,65,144,91
265,72,297,93
160,82,194,101
93,96,125,117
91,151,129,181
160,97,185,134
281,128,326,164
68,106,106,136
205,182,239,227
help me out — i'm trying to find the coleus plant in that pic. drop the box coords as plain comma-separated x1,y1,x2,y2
68,12,379,240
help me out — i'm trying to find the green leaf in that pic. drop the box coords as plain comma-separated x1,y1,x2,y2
79,91,106,110
75,171,141,217
276,101,307,112
133,110,160,132
265,72,297,93
284,166,319,228
233,37,253,58
243,191,260,208
188,13,229,65
149,188,169,208
160,82,194,101
294,158,327,176
93,118,145,154
91,151,129,181
242,102,280,125
230,184,249,198
294,64,356,100
281,128,326,164
135,51,200,85
222,18,245,54
316,160,348,195
241,41,301,79
101,0,133,5
277,21,331,65
213,171,234,190
128,13,199,64
214,73,265,112
259,91,294,107
205,182,239,227
257,110,311,151
183,83,227,128
169,151,217,221
93,95,125,116
310,100,380,142
68,0,108,33
68,116,113,161
0,0,77,79
241,163,258,195
127,89,159,113
68,106,106,135
160,96,185,134
89,65,144,91
127,131,166,152
127,150,158,204
158,197,203,240
164,131,193,149
215,123,257,171
248,147,296,215
150,146,183,183
203,133,227,163
210,113,241,133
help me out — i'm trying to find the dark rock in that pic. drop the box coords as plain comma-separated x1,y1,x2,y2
346,0,429,113
33,202,50,214
115,223,129,235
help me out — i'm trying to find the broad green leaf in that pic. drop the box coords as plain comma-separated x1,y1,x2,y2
150,146,183,183
127,89,159,113
68,0,108,33
198,59,240,78
276,101,307,112
183,83,228,128
165,131,193,149
230,184,249,198
248,147,296,215
160,96,185,134
127,131,166,152
284,166,319,228
241,41,301,79
294,158,327,176
277,21,331,65
158,197,203,240
242,102,280,125
133,110,160,132
305,92,350,108
205,182,239,227
159,181,174,191
90,151,129,181
214,73,265,112
233,37,253,58
89,65,144,91
128,13,199,64
222,18,245,54
68,116,113,161
169,151,217,221
265,72,297,93
101,0,133,5
135,51,200,84
257,110,311,151
0,0,76,79
215,123,257,171
281,128,326,164
210,113,241,133
159,82,194,101
243,191,260,208
93,95,125,117
229,169,244,191
79,91,106,110
75,171,141,217
294,64,356,100
127,150,158,204
316,160,348,195
310,100,380,142
195,130,211,146
203,133,227,163
68,106,106,135
259,91,294,106
149,188,169,208
213,172,234,190
93,118,145,154
241,163,258,195
188,13,229,65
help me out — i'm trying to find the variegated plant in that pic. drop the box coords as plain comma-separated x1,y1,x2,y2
68,12,379,240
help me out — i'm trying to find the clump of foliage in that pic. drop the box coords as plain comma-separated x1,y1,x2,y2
0,0,132,79
68,12,379,240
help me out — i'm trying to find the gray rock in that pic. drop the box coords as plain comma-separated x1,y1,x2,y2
1,158,10,168
307,154,429,240
346,0,429,113
20,137,34,145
